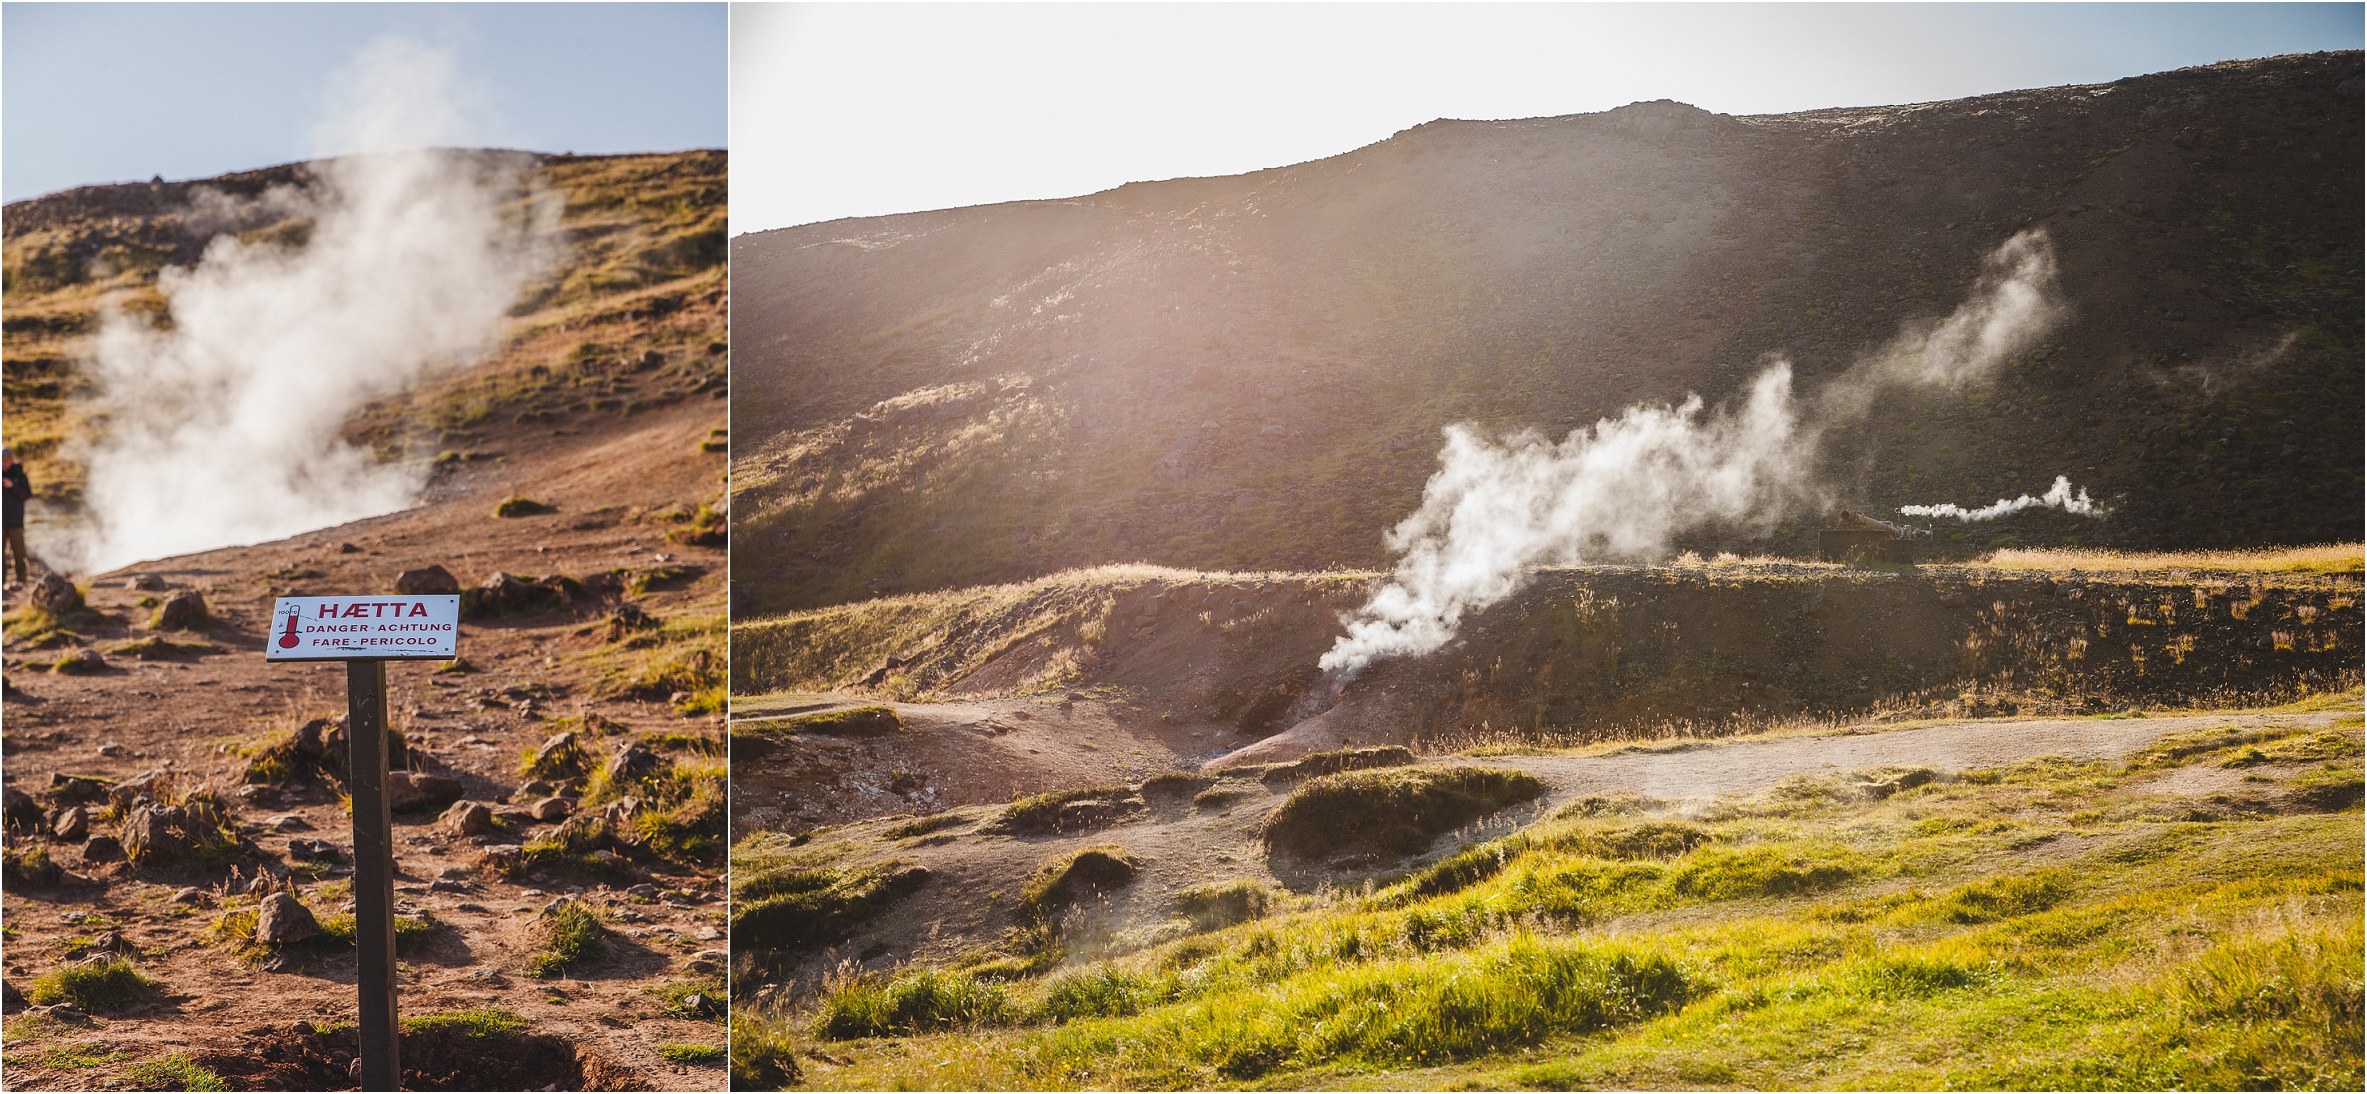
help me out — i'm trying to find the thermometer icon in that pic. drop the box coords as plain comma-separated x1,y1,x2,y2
277,610,302,649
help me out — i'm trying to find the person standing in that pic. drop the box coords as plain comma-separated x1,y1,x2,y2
2,447,31,585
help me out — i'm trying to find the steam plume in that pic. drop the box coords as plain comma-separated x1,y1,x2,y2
45,39,552,574
1899,476,2105,522
1320,230,2062,676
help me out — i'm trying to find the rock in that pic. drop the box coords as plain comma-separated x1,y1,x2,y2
291,718,334,758
607,743,661,786
393,565,461,595
259,953,300,974
494,809,537,829
529,797,574,822
121,806,188,861
88,929,132,954
266,813,310,832
51,648,106,674
385,771,464,813
479,847,523,874
626,883,660,899
516,779,554,798
152,589,209,630
467,571,558,616
80,836,123,864
171,887,207,905
27,1003,89,1023
47,774,111,803
338,542,363,554
440,800,496,837
1,979,23,1014
680,992,721,1017
530,731,581,774
429,879,471,894
29,573,82,615
51,805,91,841
255,893,320,945
127,575,165,591
287,839,340,862
3,787,42,830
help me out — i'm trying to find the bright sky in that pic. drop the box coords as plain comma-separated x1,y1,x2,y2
1,2,727,202
732,1,2363,234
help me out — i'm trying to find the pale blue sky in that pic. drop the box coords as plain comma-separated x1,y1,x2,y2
2,2,726,202
733,2,2362,233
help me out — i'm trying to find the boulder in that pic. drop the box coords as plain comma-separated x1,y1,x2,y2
51,805,89,841
529,797,574,823
607,743,662,786
1,979,23,1014
255,893,320,945
29,574,81,615
79,836,123,864
385,772,464,813
126,575,165,591
440,800,496,837
3,787,42,831
393,566,461,595
120,805,188,861
466,571,558,616
151,590,208,630
529,731,582,775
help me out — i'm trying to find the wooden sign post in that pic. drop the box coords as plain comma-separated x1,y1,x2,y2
267,594,461,1092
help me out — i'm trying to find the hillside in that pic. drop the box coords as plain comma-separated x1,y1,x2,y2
1,152,730,1090
728,52,2362,618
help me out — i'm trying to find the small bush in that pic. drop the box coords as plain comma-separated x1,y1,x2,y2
401,1006,532,1039
883,812,972,840
123,1054,228,1091
732,860,929,953
492,496,556,518
729,1012,802,1089
1017,846,1139,923
522,900,607,978
1261,766,1546,859
28,956,159,1012
997,786,1143,834
1175,879,1277,931
1036,966,1154,1022
814,968,1015,1039
656,1042,725,1064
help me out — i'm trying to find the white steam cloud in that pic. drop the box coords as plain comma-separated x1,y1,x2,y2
1320,230,2062,676
1899,476,2105,522
46,39,553,574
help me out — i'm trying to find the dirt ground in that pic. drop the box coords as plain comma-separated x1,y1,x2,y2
1,399,729,1091
746,702,2360,1004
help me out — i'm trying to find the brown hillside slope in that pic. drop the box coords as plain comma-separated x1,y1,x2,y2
729,53,2361,618
0,152,729,1090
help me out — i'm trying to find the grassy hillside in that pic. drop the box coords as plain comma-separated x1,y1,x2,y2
728,53,2362,617
1,149,728,523
734,707,2364,1090
732,551,2362,747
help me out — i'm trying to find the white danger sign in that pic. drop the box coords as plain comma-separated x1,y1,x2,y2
265,595,461,661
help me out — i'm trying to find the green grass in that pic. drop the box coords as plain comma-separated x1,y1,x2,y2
1017,846,1140,924
649,977,727,1021
1259,764,1546,860
759,717,2366,1090
401,1006,532,1039
996,785,1142,834
731,847,928,954
522,901,607,978
883,812,973,840
731,1011,803,1089
122,1053,228,1091
26,956,158,1012
492,496,555,517
734,704,901,741
656,1042,726,1064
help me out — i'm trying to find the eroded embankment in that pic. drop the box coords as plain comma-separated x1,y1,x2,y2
732,562,2362,747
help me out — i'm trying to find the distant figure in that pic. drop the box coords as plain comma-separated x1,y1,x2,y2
3,447,30,584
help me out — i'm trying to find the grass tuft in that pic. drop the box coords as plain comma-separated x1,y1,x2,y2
1260,765,1545,859
27,956,159,1012
522,901,607,978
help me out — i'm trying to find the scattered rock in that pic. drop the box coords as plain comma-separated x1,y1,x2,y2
394,565,462,595
440,800,496,837
80,836,124,864
171,887,207,905
152,589,209,630
47,774,112,803
51,648,106,674
679,992,721,1017
259,953,300,974
287,839,340,862
1,980,23,1014
607,743,661,786
429,879,472,894
3,786,43,830
266,814,310,832
529,797,574,823
29,573,83,615
255,893,321,945
26,1003,89,1023
121,803,193,861
480,847,523,874
51,805,91,841
626,884,660,899
386,772,464,813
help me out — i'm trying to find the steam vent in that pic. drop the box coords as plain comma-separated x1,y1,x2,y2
1819,510,1921,564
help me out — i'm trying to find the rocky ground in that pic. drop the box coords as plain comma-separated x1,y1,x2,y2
1,399,730,1091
